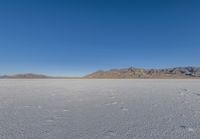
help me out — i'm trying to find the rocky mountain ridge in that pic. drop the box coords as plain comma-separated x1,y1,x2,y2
85,67,200,79
1,67,200,79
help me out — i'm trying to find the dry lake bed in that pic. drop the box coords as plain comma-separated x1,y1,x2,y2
0,79,200,139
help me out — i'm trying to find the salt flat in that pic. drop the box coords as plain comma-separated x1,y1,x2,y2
0,79,200,139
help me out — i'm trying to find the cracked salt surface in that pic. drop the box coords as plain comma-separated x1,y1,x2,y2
0,79,200,139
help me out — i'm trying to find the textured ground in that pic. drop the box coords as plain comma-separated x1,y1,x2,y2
0,79,200,139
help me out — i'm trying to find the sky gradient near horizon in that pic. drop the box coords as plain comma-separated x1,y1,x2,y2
0,0,200,76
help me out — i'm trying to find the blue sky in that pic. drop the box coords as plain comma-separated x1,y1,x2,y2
0,0,200,76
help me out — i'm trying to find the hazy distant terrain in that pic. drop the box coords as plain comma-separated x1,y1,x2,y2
1,67,200,79
0,74,78,79
0,73,50,79
85,67,200,79
0,79,200,139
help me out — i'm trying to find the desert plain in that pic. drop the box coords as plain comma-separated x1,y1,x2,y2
0,79,200,139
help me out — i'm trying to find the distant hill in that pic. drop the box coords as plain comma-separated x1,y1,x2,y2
1,67,200,79
0,73,81,79
0,73,50,79
85,67,200,79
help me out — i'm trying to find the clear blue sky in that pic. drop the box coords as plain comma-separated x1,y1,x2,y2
0,0,200,76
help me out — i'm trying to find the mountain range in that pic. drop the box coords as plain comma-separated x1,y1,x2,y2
85,67,200,79
0,73,50,79
1,67,200,79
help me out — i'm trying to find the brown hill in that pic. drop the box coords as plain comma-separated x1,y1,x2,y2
85,67,200,79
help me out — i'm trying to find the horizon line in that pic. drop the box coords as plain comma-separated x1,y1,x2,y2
1,65,200,77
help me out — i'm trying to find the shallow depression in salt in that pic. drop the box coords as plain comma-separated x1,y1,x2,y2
0,79,200,139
